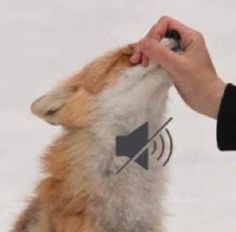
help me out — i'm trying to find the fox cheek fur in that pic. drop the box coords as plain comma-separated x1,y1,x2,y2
13,37,179,232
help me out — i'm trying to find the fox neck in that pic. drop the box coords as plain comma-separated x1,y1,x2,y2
94,67,170,145
89,92,168,232
59,66,170,232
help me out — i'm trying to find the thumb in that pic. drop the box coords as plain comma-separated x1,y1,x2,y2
139,38,182,72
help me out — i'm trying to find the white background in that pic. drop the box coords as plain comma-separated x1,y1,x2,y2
1,0,236,231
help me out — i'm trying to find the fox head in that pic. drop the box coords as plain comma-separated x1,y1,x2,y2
31,36,180,130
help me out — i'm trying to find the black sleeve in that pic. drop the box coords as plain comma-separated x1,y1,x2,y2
217,83,236,150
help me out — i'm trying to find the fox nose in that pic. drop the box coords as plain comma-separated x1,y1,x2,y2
165,29,182,51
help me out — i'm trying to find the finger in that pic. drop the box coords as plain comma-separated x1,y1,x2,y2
129,43,139,64
134,40,150,67
149,16,195,47
148,23,163,41
161,17,194,46
130,52,142,64
140,38,181,72
146,25,157,38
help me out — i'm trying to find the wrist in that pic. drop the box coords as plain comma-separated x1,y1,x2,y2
205,78,226,118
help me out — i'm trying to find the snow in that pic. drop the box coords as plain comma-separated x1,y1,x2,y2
1,0,236,231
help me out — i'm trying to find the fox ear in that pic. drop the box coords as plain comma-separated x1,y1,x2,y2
31,88,72,125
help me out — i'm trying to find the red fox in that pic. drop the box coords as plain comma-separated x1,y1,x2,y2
13,35,180,232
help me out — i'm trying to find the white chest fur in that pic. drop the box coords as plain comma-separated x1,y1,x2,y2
92,63,172,232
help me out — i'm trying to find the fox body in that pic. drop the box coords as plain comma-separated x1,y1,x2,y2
13,37,178,232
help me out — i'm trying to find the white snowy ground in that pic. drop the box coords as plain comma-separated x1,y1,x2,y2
1,0,236,231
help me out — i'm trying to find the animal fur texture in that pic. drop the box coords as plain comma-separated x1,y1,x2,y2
13,37,178,232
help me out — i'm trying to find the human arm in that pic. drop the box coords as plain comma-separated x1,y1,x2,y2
130,16,236,150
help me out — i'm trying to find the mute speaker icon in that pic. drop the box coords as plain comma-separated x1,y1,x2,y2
116,117,173,174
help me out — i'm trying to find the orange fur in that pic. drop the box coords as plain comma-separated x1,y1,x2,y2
63,45,133,94
13,46,134,232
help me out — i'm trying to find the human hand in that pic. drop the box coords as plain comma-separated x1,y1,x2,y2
130,16,226,118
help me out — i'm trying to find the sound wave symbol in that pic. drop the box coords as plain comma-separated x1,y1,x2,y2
116,117,173,174
154,128,173,166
